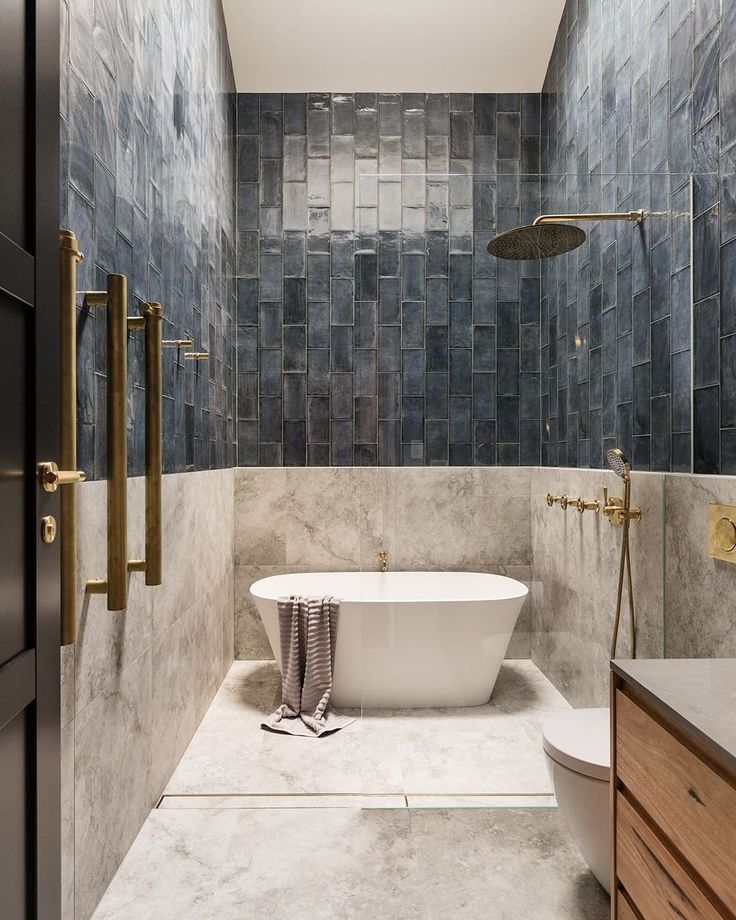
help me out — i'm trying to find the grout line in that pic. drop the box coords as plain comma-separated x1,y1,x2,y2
158,791,555,804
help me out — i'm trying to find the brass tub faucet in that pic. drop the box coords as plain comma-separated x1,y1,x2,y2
378,551,388,572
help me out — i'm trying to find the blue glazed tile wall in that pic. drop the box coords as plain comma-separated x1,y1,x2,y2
235,93,542,466
542,0,736,473
61,0,237,480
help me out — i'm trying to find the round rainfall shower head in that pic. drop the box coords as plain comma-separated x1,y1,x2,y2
607,448,631,481
486,223,587,260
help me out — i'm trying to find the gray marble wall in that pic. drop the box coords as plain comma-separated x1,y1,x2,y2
530,468,665,708
233,465,736,707
61,469,234,920
664,473,736,658
530,466,736,707
233,466,532,660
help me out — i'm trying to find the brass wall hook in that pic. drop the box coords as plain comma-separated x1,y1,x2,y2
184,351,209,361
378,550,388,572
162,338,193,349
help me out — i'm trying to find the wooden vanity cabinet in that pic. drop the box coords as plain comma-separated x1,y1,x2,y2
611,674,736,920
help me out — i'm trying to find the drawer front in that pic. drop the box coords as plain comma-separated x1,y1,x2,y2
616,690,736,915
616,793,723,920
616,891,639,920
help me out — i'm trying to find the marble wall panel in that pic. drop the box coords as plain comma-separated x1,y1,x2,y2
74,649,154,920
530,468,665,707
64,468,233,920
664,473,736,657
233,467,532,660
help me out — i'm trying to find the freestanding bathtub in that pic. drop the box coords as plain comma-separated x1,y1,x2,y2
249,571,528,708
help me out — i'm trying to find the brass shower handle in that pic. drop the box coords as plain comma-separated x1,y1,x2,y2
575,497,600,514
546,493,566,507
128,303,164,587
84,273,129,611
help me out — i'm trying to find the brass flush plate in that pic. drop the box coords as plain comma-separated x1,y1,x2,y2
708,504,736,562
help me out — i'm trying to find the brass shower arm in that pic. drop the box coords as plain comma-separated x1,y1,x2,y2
533,210,645,226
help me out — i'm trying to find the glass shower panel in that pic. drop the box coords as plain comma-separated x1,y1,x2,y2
539,171,696,472
358,171,554,803
355,171,702,807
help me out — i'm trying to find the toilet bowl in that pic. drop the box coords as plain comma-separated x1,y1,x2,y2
543,707,611,893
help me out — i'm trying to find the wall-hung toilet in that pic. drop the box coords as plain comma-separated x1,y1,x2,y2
542,708,611,893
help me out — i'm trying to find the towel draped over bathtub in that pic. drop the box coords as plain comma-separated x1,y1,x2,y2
261,595,354,737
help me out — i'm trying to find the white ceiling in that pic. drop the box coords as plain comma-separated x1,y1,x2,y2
222,0,566,93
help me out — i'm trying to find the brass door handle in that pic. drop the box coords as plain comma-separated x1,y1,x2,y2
39,461,86,493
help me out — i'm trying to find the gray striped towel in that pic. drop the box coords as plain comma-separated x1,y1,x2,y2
261,595,355,737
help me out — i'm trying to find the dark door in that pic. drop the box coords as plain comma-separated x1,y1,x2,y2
0,0,61,918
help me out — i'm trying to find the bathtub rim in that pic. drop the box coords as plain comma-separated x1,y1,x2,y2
249,570,529,605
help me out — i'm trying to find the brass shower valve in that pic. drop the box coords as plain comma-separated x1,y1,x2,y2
602,488,642,525
575,497,600,514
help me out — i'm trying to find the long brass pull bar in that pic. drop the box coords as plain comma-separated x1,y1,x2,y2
107,275,128,610
145,303,163,585
85,274,129,611
59,230,85,645
129,303,163,585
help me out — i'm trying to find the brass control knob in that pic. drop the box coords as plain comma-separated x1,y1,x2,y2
576,498,601,514
715,516,736,553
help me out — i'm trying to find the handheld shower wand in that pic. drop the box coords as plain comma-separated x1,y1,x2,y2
604,449,642,659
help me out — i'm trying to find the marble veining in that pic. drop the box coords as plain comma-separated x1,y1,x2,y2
90,807,608,920
65,469,234,920
531,467,665,707
233,466,533,660
164,659,569,797
664,474,736,657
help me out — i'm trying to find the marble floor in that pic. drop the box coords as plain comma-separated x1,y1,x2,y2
91,807,609,919
163,659,571,798
90,660,610,919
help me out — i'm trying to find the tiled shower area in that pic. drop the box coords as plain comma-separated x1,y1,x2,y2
56,0,736,917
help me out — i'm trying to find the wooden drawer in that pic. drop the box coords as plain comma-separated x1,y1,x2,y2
616,793,724,920
616,891,639,920
616,690,736,915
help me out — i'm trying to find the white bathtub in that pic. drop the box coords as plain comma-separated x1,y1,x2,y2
249,571,528,708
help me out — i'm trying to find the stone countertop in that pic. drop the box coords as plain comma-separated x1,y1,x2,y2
611,658,736,774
